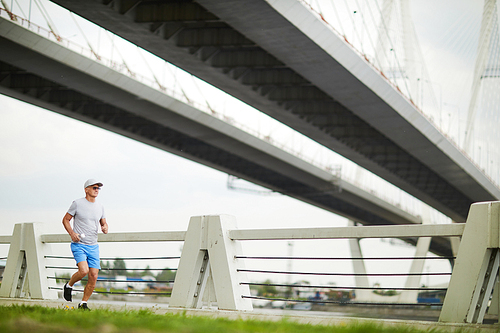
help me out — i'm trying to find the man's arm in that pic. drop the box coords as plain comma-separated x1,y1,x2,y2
100,218,108,234
62,213,80,242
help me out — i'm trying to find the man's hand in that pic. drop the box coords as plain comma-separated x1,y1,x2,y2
101,218,108,234
63,213,78,242
70,232,80,243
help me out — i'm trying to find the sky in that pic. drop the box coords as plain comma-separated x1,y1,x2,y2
1,0,492,290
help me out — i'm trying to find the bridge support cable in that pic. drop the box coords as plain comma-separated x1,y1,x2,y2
10,0,27,20
352,0,382,69
462,0,500,184
464,0,498,150
0,0,15,21
373,0,413,103
69,12,101,60
33,0,60,41
0,3,480,226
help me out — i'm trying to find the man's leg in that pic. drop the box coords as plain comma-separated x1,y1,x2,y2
69,261,90,286
82,267,99,302
64,261,89,301
78,244,100,309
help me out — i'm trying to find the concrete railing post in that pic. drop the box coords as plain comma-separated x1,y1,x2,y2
170,215,253,311
440,201,500,323
0,223,57,299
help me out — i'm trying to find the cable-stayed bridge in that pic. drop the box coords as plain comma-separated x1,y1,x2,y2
3,2,500,321
44,0,500,223
0,12,431,243
0,0,499,251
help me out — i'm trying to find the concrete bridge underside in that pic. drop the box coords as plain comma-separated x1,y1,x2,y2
0,16,457,257
50,0,500,223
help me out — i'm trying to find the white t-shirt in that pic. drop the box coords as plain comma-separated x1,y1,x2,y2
67,197,105,245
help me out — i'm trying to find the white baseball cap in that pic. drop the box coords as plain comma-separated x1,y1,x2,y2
84,179,103,188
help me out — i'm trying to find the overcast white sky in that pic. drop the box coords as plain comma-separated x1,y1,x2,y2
1,0,491,289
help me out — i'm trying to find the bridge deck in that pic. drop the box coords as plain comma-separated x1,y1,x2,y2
0,15,456,256
49,0,500,222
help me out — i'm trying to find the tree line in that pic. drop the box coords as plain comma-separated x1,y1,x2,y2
100,258,176,282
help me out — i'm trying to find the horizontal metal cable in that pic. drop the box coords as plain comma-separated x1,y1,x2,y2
45,255,180,260
241,282,447,291
237,269,451,277
45,266,176,271
242,295,443,307
47,276,174,284
235,256,455,260
49,287,171,296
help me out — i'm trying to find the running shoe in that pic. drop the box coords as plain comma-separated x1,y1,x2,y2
63,283,72,302
78,303,90,311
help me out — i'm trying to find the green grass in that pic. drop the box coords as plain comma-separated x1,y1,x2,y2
0,305,472,333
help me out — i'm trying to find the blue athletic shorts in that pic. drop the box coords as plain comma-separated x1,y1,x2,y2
71,243,101,269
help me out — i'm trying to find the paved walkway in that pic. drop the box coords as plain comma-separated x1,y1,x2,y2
0,298,496,332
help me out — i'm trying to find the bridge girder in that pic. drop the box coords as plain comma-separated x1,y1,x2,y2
0,22,455,257
48,0,497,223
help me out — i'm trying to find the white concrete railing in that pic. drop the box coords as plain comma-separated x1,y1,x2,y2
40,231,186,243
1,202,500,324
0,225,186,300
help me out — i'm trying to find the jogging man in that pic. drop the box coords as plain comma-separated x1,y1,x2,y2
62,179,108,310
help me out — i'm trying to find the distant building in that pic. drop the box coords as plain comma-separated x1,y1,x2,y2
96,275,157,291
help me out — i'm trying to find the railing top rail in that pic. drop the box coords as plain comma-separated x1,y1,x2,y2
0,235,12,244
40,231,186,243
229,223,465,241
3,224,464,244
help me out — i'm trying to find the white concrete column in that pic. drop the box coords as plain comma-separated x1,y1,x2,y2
397,204,432,303
169,215,253,311
0,223,57,299
347,220,372,301
440,201,500,323
397,236,431,303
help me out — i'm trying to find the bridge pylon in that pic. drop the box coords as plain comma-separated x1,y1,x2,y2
464,0,499,151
